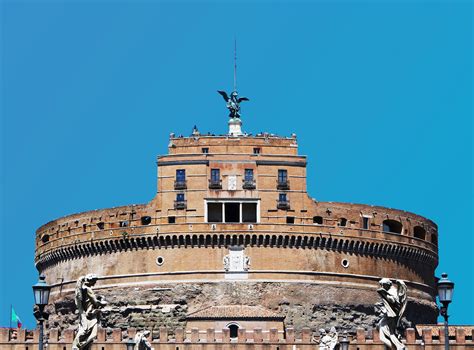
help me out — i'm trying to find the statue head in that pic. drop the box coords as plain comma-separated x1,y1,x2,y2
379,278,392,290
231,91,238,97
319,329,327,336
84,274,99,286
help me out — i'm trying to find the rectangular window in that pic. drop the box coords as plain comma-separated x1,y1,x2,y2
286,216,295,224
207,203,223,222
225,203,240,223
278,169,288,183
211,169,220,181
202,148,209,154
176,169,185,181
242,203,257,223
244,169,254,181
253,148,261,154
168,216,176,224
362,217,369,229
176,193,185,202
279,193,287,202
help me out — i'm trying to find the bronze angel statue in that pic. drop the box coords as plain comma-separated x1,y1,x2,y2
217,90,249,119
377,278,408,350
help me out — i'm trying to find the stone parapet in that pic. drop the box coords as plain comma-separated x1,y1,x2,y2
1,326,473,349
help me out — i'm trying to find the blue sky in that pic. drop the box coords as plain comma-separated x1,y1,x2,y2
1,1,472,328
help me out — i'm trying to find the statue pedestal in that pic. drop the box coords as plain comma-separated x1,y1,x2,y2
228,118,243,136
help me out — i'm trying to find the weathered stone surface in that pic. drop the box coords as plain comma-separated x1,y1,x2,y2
46,282,436,334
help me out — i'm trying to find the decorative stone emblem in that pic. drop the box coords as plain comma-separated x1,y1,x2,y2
227,175,237,190
223,247,250,272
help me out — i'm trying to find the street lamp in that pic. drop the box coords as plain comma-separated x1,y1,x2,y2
32,274,51,350
437,273,454,350
125,338,136,350
339,331,350,350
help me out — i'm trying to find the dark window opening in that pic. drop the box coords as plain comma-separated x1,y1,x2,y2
225,203,240,223
242,203,257,223
141,216,152,225
431,234,438,245
208,203,223,222
228,324,239,338
119,221,129,228
279,193,287,202
414,226,426,240
176,193,185,202
339,218,347,227
286,216,295,224
277,193,290,209
253,148,260,154
41,235,49,243
97,222,105,230
245,169,254,181
175,169,186,189
174,193,186,209
382,219,403,234
82,224,87,232
202,147,209,154
243,169,256,189
211,169,220,181
176,169,185,181
168,216,176,224
362,217,369,229
209,169,221,188
313,216,323,225
278,169,288,183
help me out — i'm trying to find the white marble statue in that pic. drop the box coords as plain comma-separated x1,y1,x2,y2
318,327,338,350
134,330,154,350
72,274,107,350
377,278,407,350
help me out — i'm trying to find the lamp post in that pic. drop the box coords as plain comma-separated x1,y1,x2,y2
32,274,51,350
125,338,136,350
339,331,350,350
437,273,454,350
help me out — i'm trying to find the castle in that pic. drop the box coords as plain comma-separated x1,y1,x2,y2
31,105,441,337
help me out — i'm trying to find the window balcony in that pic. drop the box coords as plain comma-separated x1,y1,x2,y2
277,200,290,210
174,180,187,190
209,179,222,189
277,179,290,190
242,179,256,190
174,200,187,210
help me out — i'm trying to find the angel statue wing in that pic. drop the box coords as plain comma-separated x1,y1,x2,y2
238,97,249,103
395,279,408,326
74,276,86,313
217,90,229,102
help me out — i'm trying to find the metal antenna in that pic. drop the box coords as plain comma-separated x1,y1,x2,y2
233,37,237,92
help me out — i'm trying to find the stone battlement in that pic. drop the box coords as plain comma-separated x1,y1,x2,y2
1,326,473,349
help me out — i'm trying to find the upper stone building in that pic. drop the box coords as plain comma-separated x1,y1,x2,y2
35,112,439,334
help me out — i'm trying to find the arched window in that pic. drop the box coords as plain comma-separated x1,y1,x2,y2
228,323,239,338
41,234,49,243
313,216,323,225
338,218,347,227
413,226,426,240
431,234,438,245
382,220,402,234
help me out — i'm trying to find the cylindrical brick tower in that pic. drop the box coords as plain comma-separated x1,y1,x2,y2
35,126,438,332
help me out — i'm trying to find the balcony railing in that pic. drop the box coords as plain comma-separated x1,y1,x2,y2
174,180,187,190
209,179,222,189
277,179,290,190
242,179,256,190
277,200,290,210
174,200,187,210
